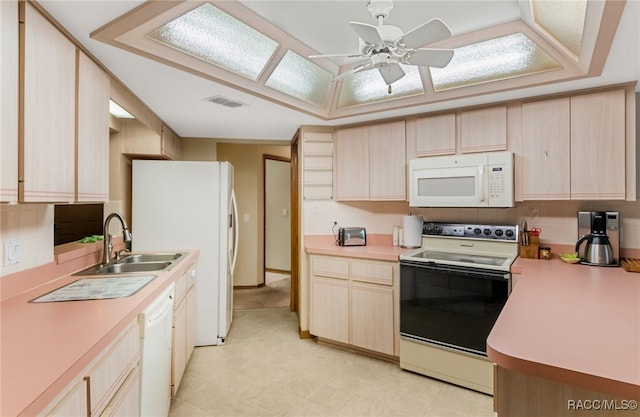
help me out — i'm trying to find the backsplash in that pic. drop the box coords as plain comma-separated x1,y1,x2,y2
0,204,54,276
1,201,128,278
304,200,640,250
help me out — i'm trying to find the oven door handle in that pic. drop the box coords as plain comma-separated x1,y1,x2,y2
400,260,510,281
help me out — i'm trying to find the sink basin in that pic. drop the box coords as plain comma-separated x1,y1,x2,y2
74,261,172,276
96,262,172,274
119,253,182,263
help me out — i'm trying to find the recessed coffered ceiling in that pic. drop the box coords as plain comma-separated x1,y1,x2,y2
38,0,639,141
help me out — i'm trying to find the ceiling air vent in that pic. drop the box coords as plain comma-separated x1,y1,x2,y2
203,95,247,108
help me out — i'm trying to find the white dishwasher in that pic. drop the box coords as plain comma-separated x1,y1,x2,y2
139,283,175,417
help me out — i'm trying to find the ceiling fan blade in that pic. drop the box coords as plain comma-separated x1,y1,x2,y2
404,48,454,68
308,53,367,59
333,61,373,81
398,18,452,49
378,63,406,85
348,21,383,45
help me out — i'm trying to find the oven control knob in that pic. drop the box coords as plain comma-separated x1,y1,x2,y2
495,229,504,236
483,228,492,236
505,229,514,238
473,228,482,235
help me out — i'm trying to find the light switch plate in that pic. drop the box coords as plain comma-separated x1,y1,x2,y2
4,240,21,266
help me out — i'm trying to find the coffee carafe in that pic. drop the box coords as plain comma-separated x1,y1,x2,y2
575,211,615,266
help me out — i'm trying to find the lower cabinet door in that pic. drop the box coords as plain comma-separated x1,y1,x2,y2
350,282,394,355
310,277,349,344
172,298,187,397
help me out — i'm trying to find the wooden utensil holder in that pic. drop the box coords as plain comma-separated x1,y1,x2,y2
519,233,539,259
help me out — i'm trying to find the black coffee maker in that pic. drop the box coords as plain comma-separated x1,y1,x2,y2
576,211,619,266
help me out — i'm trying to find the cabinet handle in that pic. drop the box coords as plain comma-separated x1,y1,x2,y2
544,150,549,157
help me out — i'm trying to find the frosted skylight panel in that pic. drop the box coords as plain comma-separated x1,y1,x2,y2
146,3,279,80
265,51,332,107
337,65,424,108
532,0,586,57
429,33,561,91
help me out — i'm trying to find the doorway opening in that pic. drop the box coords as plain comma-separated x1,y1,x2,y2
263,155,291,306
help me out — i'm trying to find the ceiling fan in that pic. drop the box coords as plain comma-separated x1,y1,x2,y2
309,0,454,92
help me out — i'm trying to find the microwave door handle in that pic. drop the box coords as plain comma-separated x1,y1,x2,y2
478,166,486,202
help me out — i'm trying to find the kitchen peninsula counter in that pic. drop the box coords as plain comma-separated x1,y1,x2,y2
488,257,640,407
0,248,199,417
305,234,411,261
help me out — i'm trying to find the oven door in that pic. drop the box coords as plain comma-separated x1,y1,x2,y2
400,260,510,357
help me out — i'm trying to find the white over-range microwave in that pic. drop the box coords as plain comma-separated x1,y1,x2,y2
409,151,514,207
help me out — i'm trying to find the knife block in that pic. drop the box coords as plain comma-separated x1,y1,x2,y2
519,233,539,259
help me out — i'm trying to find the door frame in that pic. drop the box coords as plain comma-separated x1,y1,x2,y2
262,154,292,285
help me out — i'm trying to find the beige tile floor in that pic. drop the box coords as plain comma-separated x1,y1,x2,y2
169,308,496,417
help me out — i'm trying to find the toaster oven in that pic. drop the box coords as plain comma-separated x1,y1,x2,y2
337,227,366,246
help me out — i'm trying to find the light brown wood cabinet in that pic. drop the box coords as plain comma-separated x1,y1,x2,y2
518,89,628,201
40,379,87,417
460,106,508,153
161,124,182,160
40,319,140,417
334,121,405,201
77,51,110,202
123,120,181,160
19,2,110,203
309,255,398,356
520,97,571,200
1,0,19,203
86,320,140,417
415,113,456,157
570,89,626,200
20,1,76,202
172,264,197,396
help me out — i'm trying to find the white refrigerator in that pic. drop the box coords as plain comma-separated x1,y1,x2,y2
132,160,238,346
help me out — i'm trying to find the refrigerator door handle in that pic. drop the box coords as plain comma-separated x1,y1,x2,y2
230,190,239,275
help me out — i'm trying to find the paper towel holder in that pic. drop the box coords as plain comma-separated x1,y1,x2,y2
402,214,424,248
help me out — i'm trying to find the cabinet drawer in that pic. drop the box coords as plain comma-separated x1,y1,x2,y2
86,321,139,416
100,366,140,417
350,260,394,285
41,378,87,417
311,256,349,279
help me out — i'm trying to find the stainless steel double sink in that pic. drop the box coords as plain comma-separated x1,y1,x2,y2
73,253,184,276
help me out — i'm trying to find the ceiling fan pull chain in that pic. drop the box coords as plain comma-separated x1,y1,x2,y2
388,84,392,94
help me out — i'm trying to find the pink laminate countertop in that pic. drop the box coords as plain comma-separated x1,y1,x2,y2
0,250,199,417
305,234,412,261
488,257,640,400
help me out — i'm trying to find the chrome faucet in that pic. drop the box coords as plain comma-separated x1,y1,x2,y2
102,213,133,265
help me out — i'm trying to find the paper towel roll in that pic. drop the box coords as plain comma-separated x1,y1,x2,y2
402,215,423,248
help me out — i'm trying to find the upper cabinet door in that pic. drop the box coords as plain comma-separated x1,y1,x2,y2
520,98,571,200
334,126,369,201
0,0,19,203
460,106,507,153
77,52,110,202
20,2,76,202
570,90,626,200
369,121,406,200
415,114,456,157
